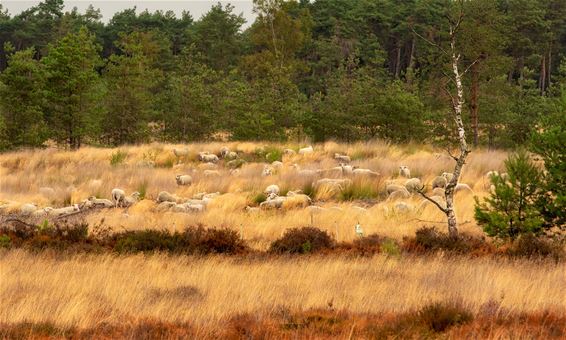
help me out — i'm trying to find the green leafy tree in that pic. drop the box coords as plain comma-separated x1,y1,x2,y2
0,44,48,148
42,26,102,149
475,151,544,239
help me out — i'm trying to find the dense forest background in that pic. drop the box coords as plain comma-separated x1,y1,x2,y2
0,0,565,150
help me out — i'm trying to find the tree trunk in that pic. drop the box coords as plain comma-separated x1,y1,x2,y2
547,50,551,88
540,54,546,96
394,43,401,79
470,62,479,146
406,37,416,85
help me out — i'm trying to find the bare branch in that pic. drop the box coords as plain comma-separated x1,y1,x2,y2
445,148,459,162
411,28,448,55
462,57,482,75
416,187,448,214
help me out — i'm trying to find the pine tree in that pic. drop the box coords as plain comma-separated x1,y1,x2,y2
42,26,102,149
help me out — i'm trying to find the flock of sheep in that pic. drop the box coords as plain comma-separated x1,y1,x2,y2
5,145,503,220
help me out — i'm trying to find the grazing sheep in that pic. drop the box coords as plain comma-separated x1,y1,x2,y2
264,184,280,196
340,164,354,176
271,161,283,169
315,178,352,190
283,194,312,209
227,159,245,168
334,153,351,163
298,146,314,155
245,206,260,213
353,168,379,177
20,203,37,216
432,176,447,189
229,169,241,176
442,172,454,182
203,192,220,200
198,152,219,163
404,178,423,193
111,188,126,207
49,204,80,217
317,166,344,177
455,183,473,194
173,148,189,159
157,201,177,211
79,199,95,210
262,165,273,177
186,203,205,213
88,196,114,208
176,174,193,186
220,147,230,158
32,207,51,218
122,192,141,207
399,166,411,178
157,191,178,203
432,187,445,197
386,184,406,195
203,170,220,177
260,194,287,209
283,148,296,155
387,189,411,201
227,151,238,160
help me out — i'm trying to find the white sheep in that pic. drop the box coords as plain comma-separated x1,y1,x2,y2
230,169,241,176
88,196,114,208
49,204,80,217
432,187,446,197
340,163,354,175
157,191,178,203
399,166,411,178
353,168,379,177
264,184,280,196
219,147,230,158
283,193,312,208
176,174,193,186
404,178,423,193
307,205,326,213
198,152,219,163
203,170,220,177
442,172,454,182
111,188,126,207
20,203,38,216
454,183,474,194
156,201,177,211
432,176,447,189
315,178,352,190
298,146,314,155
173,148,189,159
386,184,406,195
245,206,260,213
227,151,238,160
334,153,351,163
262,165,273,177
260,195,286,209
32,207,51,218
271,161,283,169
317,166,344,177
122,192,141,207
387,189,411,201
394,202,412,214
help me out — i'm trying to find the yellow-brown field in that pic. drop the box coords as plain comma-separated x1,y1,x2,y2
0,141,506,248
3,142,564,338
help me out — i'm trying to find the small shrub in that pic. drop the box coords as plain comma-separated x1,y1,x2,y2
0,234,11,248
301,182,316,198
157,156,175,168
263,146,283,163
338,181,379,201
136,181,148,200
507,233,564,260
380,239,401,256
113,230,177,254
226,158,246,169
252,193,267,205
418,302,473,332
270,227,335,254
110,150,128,167
408,226,489,255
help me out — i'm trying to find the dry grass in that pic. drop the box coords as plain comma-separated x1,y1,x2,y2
0,141,507,249
0,249,564,331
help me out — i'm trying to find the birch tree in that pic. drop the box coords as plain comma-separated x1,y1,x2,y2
414,1,472,238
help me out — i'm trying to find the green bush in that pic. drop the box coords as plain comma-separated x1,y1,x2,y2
110,150,128,166
475,150,544,240
252,193,267,205
269,227,335,254
0,235,11,248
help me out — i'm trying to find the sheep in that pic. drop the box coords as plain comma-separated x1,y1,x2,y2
387,189,411,201
432,187,445,197
156,201,177,211
227,159,245,168
418,196,446,211
404,178,423,193
88,197,114,208
230,169,241,176
176,174,193,186
271,161,283,169
386,184,406,195
454,183,474,194
111,188,126,207
20,203,38,216
334,153,351,163
317,166,344,177
353,168,379,177
432,176,447,189
79,198,95,210
220,147,230,158
315,178,352,190
245,206,260,213
283,148,296,155
340,163,354,176
186,203,205,213
198,152,219,163
262,165,273,177
203,170,220,177
307,205,326,213
32,207,51,218
264,184,280,196
442,172,454,182
122,192,141,207
260,195,286,209
298,146,314,155
173,148,189,159
49,204,80,217
399,166,411,178
157,191,178,203
283,194,312,209
227,151,238,160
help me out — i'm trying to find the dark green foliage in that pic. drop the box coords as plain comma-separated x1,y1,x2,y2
475,151,544,240
531,109,566,231
269,227,334,254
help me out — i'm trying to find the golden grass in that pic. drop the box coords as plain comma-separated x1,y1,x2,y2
1,249,564,330
0,141,507,249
